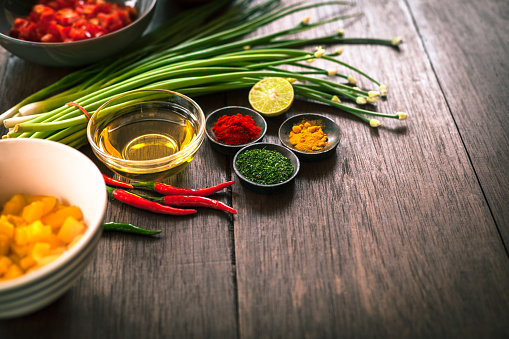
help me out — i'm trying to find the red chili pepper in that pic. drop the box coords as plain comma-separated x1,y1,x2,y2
102,174,133,189
133,181,235,196
102,173,234,196
156,195,237,214
106,187,196,216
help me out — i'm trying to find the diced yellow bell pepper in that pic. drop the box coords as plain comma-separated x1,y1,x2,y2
35,254,60,267
22,201,45,223
0,235,11,257
31,242,51,264
2,264,21,280
0,256,12,275
15,226,29,246
8,253,21,266
46,234,65,250
3,263,23,280
27,195,58,216
1,194,27,216
0,215,15,238
27,220,53,244
1,194,87,281
50,247,65,256
67,234,84,250
5,215,26,227
58,217,85,243
20,255,36,271
41,205,83,229
10,243,28,258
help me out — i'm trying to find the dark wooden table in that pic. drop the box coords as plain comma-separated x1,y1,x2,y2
1,0,508,337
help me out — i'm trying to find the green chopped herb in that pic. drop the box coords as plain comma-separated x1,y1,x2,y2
236,148,294,185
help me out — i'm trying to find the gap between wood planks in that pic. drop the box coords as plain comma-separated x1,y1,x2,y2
401,0,509,258
222,102,241,338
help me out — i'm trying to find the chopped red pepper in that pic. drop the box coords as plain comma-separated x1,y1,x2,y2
55,8,80,26
8,0,137,43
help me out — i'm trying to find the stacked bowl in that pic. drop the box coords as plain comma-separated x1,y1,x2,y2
0,139,107,318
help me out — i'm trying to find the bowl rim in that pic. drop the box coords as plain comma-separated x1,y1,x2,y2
86,89,206,170
278,113,341,156
0,138,107,291
0,0,157,47
233,142,300,188
205,105,268,148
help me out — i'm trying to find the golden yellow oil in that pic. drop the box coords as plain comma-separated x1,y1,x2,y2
95,107,198,181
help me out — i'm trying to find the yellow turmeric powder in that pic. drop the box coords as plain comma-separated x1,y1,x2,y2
288,120,328,151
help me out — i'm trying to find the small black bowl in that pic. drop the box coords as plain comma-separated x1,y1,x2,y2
278,113,341,161
233,143,300,195
205,106,267,156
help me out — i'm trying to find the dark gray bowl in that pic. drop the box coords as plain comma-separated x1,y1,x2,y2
233,142,300,195
278,113,341,162
205,106,267,156
0,0,157,67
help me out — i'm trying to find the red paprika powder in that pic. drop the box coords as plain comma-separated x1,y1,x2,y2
212,114,261,145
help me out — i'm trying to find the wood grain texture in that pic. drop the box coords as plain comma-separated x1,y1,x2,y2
231,0,509,338
1,0,508,338
405,0,509,241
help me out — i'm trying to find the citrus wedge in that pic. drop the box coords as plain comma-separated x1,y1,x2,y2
248,77,294,117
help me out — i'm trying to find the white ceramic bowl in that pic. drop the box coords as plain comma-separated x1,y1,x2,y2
0,138,107,319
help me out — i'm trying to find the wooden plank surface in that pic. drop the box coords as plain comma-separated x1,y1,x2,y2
405,0,509,241
232,0,509,338
1,0,508,338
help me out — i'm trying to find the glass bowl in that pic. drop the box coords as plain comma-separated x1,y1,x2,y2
87,89,205,182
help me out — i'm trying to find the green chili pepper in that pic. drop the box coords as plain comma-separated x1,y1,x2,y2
103,222,161,236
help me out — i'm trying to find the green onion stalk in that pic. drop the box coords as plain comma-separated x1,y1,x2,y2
1,0,406,148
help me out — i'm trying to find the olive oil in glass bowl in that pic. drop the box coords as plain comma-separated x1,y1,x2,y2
87,89,205,182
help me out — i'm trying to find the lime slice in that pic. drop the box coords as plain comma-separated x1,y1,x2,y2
248,77,294,117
